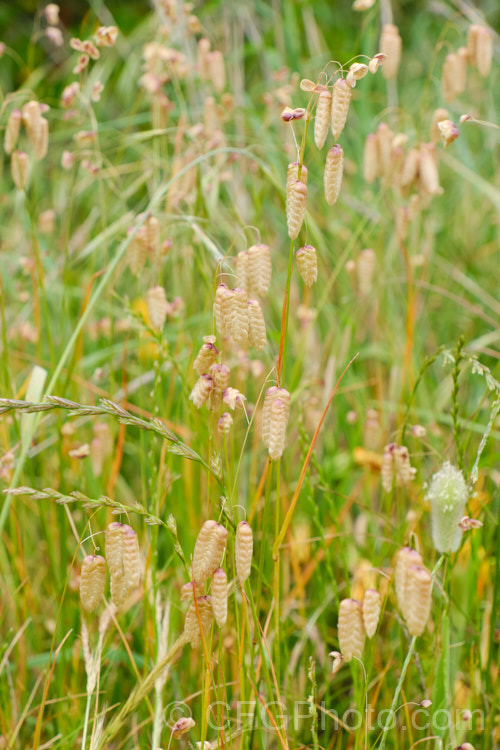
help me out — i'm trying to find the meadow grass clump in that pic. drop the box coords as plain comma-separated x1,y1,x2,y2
0,0,499,748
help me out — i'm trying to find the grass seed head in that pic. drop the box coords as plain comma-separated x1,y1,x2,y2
262,387,290,448
430,108,449,143
247,244,272,297
189,374,213,409
357,248,376,297
286,179,307,240
11,151,29,190
403,565,432,637
214,283,231,337
394,546,423,614
418,143,441,196
146,286,168,330
468,25,493,77
209,363,230,390
4,109,21,155
122,525,140,590
248,298,267,350
314,88,332,150
193,337,219,376
110,571,128,609
172,717,196,739
362,589,381,639
442,52,466,103
338,598,365,662
227,287,249,344
363,133,380,183
268,398,289,461
437,119,459,148
235,521,253,583
192,521,228,582
330,78,352,141
217,411,233,435
324,144,344,205
80,555,106,612
184,596,214,648
427,462,468,553
296,245,318,287
380,24,402,79
105,522,125,579
234,250,249,291
399,147,420,188
181,581,204,600
212,567,228,627
207,50,226,91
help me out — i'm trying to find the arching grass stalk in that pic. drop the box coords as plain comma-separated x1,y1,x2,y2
376,554,446,750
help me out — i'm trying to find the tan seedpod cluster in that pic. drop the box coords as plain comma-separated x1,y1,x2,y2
324,145,344,205
11,151,29,190
262,387,291,461
146,286,168,330
127,215,160,275
338,598,365,662
314,88,332,149
184,596,214,648
286,179,308,240
192,520,228,582
404,565,432,637
189,374,213,408
193,336,219,376
248,299,267,350
80,555,107,612
362,589,381,639
379,24,402,79
381,443,416,492
235,521,253,583
4,109,21,155
296,245,318,287
330,78,352,141
394,546,423,613
212,568,228,627
467,25,493,77
105,522,141,608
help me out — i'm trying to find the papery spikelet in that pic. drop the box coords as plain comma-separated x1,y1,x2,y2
193,337,218,375
198,37,211,78
44,3,60,24
248,299,267,350
363,133,380,183
427,462,468,553
203,95,218,137
181,581,204,601
399,147,419,188
468,25,493,77
430,108,449,144
419,143,441,196
4,109,21,155
192,521,228,582
223,387,246,410
227,287,249,344
144,215,160,254
403,565,432,636
207,50,226,91
362,589,381,639
296,245,318,287
212,568,228,627
357,248,375,297
314,88,332,149
123,525,140,590
22,101,42,143
110,571,128,609
268,398,289,461
437,119,459,148
376,123,393,177
235,521,253,583
380,24,402,80
146,286,168,330
247,244,272,297
456,47,468,94
189,374,213,409
33,117,49,160
184,596,213,648
330,78,351,141
286,179,307,240
214,283,230,337
80,555,106,612
11,151,29,190
234,250,249,291
394,547,423,613
338,599,365,662
209,363,230,390
262,387,291,448
217,412,233,435
442,53,461,103
324,145,344,206
105,522,125,579
346,63,369,87
287,162,308,189
207,386,222,411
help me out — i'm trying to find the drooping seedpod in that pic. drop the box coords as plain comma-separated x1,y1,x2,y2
262,387,291,449
234,250,249,291
418,143,441,196
80,555,106,612
192,521,228,582
296,245,317,287
4,109,21,155
403,565,432,637
286,179,307,240
330,78,352,141
380,24,402,80
11,151,29,190
193,336,218,376
235,521,253,583
189,374,213,409
324,145,344,206
146,286,168,330
394,546,423,613
268,398,289,461
226,288,249,344
209,363,230,391
363,133,380,183
338,599,365,662
362,589,381,639
212,568,228,627
467,25,493,77
214,283,231,337
184,596,214,648
123,525,140,590
248,299,267,350
314,87,332,150
247,244,272,297
105,522,125,579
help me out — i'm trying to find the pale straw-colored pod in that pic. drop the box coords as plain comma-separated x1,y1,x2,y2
314,88,332,150
262,387,291,448
212,568,228,627
248,299,267,350
110,571,128,609
296,245,317,287
146,286,168,330
193,339,218,376
209,363,230,391
430,108,449,144
380,24,402,80
234,250,249,291
189,374,213,408
247,244,272,297
330,78,352,141
184,596,214,648
286,179,307,240
268,398,289,461
419,143,441,196
4,109,21,155
357,248,376,297
363,133,380,183
362,589,381,639
394,546,423,614
192,521,228,582
403,565,432,637
105,522,125,579
123,525,140,590
324,144,344,206
214,283,230,337
235,521,253,583
80,555,106,612
338,598,365,662
227,287,249,344
11,151,29,190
